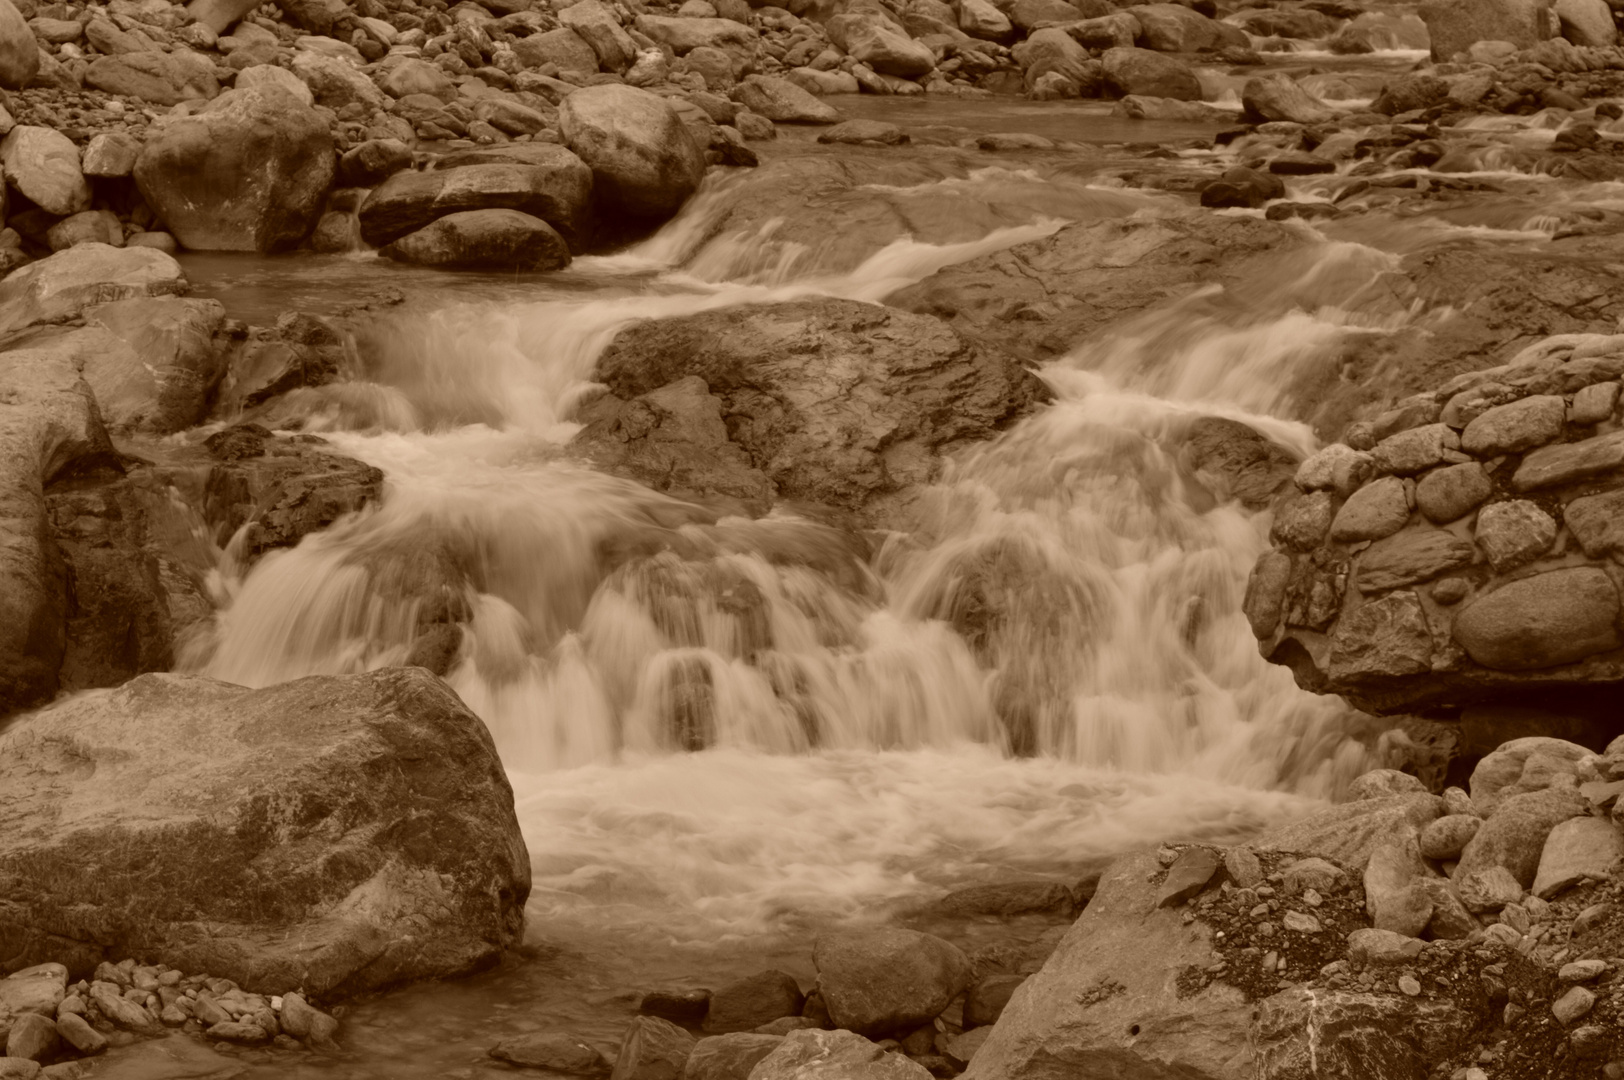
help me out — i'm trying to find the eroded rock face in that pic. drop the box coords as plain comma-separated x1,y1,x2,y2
0,668,530,995
1246,333,1624,713
590,299,1049,514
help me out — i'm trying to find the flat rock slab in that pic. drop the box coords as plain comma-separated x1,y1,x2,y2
1533,816,1624,899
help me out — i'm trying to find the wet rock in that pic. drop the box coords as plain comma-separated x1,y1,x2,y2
594,300,1048,513
960,852,1249,1080
1419,814,1481,859
1,127,90,217
612,1016,696,1080
1370,72,1449,114
703,971,803,1035
734,75,841,124
750,1029,930,1079
86,984,160,1035
490,1031,611,1074
639,990,710,1026
817,120,907,146
1452,567,1621,671
1271,491,1333,552
1100,46,1200,100
0,669,529,995
1532,816,1624,899
1455,786,1590,888
929,882,1078,919
134,81,334,253
1415,462,1491,523
559,84,706,223
683,1033,782,1080
0,245,185,338
279,993,338,1048
1242,72,1334,124
359,153,593,250
1356,528,1475,591
381,209,572,272
62,297,227,435
201,429,382,560
1183,417,1297,510
814,929,972,1037
1243,551,1292,638
1349,770,1429,800
1326,590,1432,681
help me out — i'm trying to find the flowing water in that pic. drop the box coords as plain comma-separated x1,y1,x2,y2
143,75,1613,1075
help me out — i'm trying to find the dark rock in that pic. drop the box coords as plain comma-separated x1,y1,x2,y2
1156,846,1221,907
380,209,573,271
338,138,414,187
927,882,1078,919
1182,416,1297,510
963,975,1026,1028
201,430,383,562
611,1016,696,1080
357,153,594,249
639,989,711,1026
704,971,804,1035
813,929,973,1037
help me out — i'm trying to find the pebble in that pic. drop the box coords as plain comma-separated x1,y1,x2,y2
1397,975,1421,996
1552,985,1596,1025
1559,959,1608,983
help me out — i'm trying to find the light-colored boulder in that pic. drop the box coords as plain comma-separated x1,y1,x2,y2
1452,567,1621,671
1100,45,1199,100
0,669,530,994
559,0,638,72
0,0,38,89
558,83,706,221
0,244,186,338
1421,0,1551,59
1242,72,1335,124
134,82,335,253
1555,0,1616,43
827,12,936,77
380,209,572,271
292,50,388,110
1,126,90,217
358,153,594,248
1253,792,1442,871
1533,816,1624,898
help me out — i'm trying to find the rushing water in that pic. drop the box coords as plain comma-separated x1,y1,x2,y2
146,84,1585,1074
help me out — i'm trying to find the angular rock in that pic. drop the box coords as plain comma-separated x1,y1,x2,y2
1184,416,1297,510
1348,769,1429,800
750,1029,930,1080
1156,846,1221,907
1345,928,1424,966
1456,865,1523,912
339,139,414,188
1455,786,1590,888
74,297,228,435
1416,462,1492,524
1253,984,1482,1078
826,13,935,77
1470,737,1591,814
559,0,637,73
683,1033,782,1080
959,852,1251,1080
559,84,706,222
1416,877,1478,939
291,50,388,111
80,133,141,178
1326,590,1433,681
1421,0,1551,60
1372,424,1460,477
611,1016,695,1080
928,881,1077,919
1532,816,1624,899
1452,567,1621,671
375,57,458,100
1364,839,1432,936
1474,499,1555,571
1297,444,1371,494
1100,46,1200,100
632,14,757,59
133,82,334,253
201,428,382,560
1356,528,1475,591
1,127,90,217
381,209,572,271
1562,489,1624,558
964,975,1026,1028
733,75,841,123
1014,27,1096,90
0,669,530,995
0,244,185,338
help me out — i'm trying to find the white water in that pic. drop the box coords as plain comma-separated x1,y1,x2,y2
181,172,1392,952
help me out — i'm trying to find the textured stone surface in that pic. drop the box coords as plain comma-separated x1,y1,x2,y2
1,127,91,216
380,209,573,272
1244,551,1293,639
1470,737,1591,815
489,1032,611,1073
1415,462,1492,523
1419,814,1482,860
0,244,186,338
1474,500,1556,571
558,83,706,222
1455,786,1590,887
1452,567,1621,670
1157,847,1221,907
813,929,972,1037
1372,423,1460,476
1100,46,1201,100
684,1033,783,1080
1271,491,1334,551
1253,793,1442,872
358,153,593,248
1461,395,1566,455
1327,591,1433,681
1564,489,1624,558
751,1029,931,1080
610,1016,695,1080
1513,429,1624,490
1330,476,1411,542
1532,816,1624,899
1457,865,1523,912
1253,985,1482,1079
0,669,529,995
1570,380,1619,424
1356,528,1475,591
703,971,804,1034
1242,71,1335,124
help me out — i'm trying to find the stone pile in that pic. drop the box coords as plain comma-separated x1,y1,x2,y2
961,754,1624,1078
1244,330,1624,713
0,959,342,1078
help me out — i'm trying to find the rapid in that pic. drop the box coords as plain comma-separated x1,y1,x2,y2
156,91,1556,1074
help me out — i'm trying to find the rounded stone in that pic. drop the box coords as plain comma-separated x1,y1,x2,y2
1415,462,1492,524
1474,499,1555,572
1461,395,1566,456
558,83,707,221
813,928,973,1037
1419,814,1481,860
1330,476,1411,542
1452,567,1621,670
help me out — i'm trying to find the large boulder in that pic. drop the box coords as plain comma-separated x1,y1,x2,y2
84,50,219,106
1131,3,1234,50
632,13,758,57
827,12,936,77
0,244,186,338
1242,72,1335,124
0,336,114,717
1012,28,1096,91
291,49,388,111
358,153,594,248
559,0,638,72
1100,46,1201,101
591,299,1051,511
380,209,572,271
133,82,335,252
558,84,706,222
0,0,38,89
733,74,842,123
962,852,1252,1079
1,126,91,217
1420,0,1551,59
0,668,530,994
1555,0,1616,44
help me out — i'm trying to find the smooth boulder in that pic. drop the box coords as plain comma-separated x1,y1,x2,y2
559,84,706,222
813,929,973,1036
133,82,335,252
0,668,531,994
1101,47,1201,101
381,209,573,271
1,126,91,217
358,152,593,248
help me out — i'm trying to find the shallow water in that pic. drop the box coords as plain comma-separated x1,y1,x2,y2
152,78,1624,1074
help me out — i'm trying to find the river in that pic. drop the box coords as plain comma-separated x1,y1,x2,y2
145,59,1595,1074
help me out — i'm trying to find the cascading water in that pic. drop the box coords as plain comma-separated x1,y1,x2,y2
172,154,1416,1075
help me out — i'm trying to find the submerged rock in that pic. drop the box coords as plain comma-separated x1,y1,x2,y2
0,668,530,994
